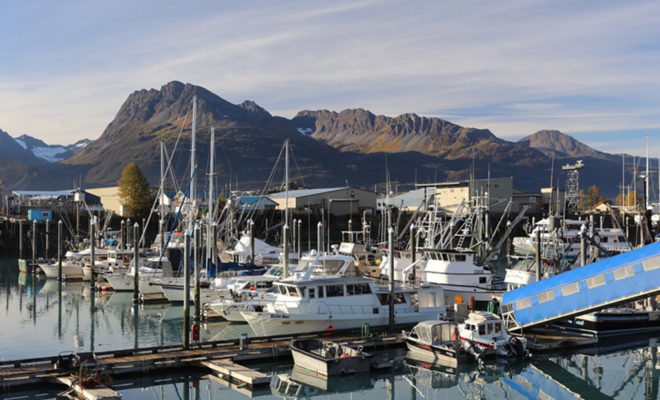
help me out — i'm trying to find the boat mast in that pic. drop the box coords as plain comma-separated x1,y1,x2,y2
283,139,289,278
190,95,197,232
207,127,215,273
160,141,165,257
646,130,650,210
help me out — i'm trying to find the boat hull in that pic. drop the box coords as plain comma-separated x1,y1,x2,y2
290,339,372,376
403,338,459,368
39,263,83,280
242,309,442,337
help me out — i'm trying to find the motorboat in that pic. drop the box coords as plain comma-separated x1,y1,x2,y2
240,273,446,337
290,338,376,376
402,320,465,367
458,311,527,359
101,256,172,293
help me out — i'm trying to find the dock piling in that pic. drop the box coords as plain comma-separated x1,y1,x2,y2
58,220,62,281
133,222,139,303
91,217,96,289
388,227,394,331
194,223,201,322
183,229,191,349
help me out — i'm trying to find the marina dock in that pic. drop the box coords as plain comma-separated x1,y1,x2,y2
0,330,402,397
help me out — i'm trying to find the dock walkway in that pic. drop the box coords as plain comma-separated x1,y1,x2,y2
0,330,402,396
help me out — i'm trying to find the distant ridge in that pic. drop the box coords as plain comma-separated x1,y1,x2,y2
517,130,614,160
0,81,637,198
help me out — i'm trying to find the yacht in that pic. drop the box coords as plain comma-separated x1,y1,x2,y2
207,253,359,322
240,275,446,337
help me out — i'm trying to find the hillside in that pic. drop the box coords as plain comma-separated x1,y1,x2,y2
0,81,637,199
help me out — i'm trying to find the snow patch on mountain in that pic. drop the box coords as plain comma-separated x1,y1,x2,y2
32,146,69,163
15,139,27,149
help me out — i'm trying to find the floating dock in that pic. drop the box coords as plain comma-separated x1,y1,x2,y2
0,330,402,398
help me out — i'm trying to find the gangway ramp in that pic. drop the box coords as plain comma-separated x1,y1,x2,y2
502,241,660,332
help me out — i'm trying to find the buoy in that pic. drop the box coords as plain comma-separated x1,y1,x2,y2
454,294,464,304
468,296,475,310
192,323,200,341
452,328,458,341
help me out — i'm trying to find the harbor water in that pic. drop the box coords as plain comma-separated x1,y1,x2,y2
2,258,660,399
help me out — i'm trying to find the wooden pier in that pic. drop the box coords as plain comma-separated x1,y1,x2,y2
0,330,403,398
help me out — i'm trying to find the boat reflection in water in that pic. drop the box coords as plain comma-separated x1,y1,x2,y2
271,365,379,398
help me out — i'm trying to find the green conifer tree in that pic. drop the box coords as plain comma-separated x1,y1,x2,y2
118,162,154,218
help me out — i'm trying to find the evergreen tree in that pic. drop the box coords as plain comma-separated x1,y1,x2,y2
118,162,154,218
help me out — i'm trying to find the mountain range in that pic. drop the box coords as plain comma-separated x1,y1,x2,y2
0,81,637,199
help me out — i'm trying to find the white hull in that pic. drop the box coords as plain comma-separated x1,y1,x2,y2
159,285,225,304
39,263,83,280
242,308,442,337
103,274,164,294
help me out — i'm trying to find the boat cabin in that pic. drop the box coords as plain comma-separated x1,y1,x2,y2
460,312,505,341
407,320,459,345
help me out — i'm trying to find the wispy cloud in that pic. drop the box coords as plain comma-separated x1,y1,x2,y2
1,0,660,152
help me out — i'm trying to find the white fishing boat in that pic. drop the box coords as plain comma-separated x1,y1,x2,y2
422,249,504,309
240,274,446,337
513,218,630,257
457,311,527,359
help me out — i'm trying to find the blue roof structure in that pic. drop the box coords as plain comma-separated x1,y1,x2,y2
501,241,660,330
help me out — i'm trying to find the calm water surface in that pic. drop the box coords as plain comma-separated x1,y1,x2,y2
1,258,659,399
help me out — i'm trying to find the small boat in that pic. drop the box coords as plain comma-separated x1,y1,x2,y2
458,311,527,360
290,338,383,376
402,320,464,367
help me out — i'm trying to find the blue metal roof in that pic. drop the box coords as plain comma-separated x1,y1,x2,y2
502,241,660,304
239,196,277,205
13,190,76,196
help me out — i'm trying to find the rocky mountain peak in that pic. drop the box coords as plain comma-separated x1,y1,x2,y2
517,130,605,159
238,100,271,118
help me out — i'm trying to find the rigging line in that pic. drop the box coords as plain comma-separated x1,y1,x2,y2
289,146,306,188
238,142,286,230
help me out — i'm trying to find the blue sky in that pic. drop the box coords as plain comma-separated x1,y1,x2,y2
1,0,660,155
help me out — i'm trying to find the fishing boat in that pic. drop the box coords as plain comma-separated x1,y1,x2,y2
402,320,464,367
422,249,505,309
290,338,375,376
457,311,527,359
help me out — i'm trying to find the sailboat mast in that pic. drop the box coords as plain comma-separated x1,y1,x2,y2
284,139,290,278
285,139,289,229
646,130,650,210
207,127,215,270
190,95,197,232
160,141,165,257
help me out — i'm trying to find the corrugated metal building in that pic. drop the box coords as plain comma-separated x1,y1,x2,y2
269,187,377,216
